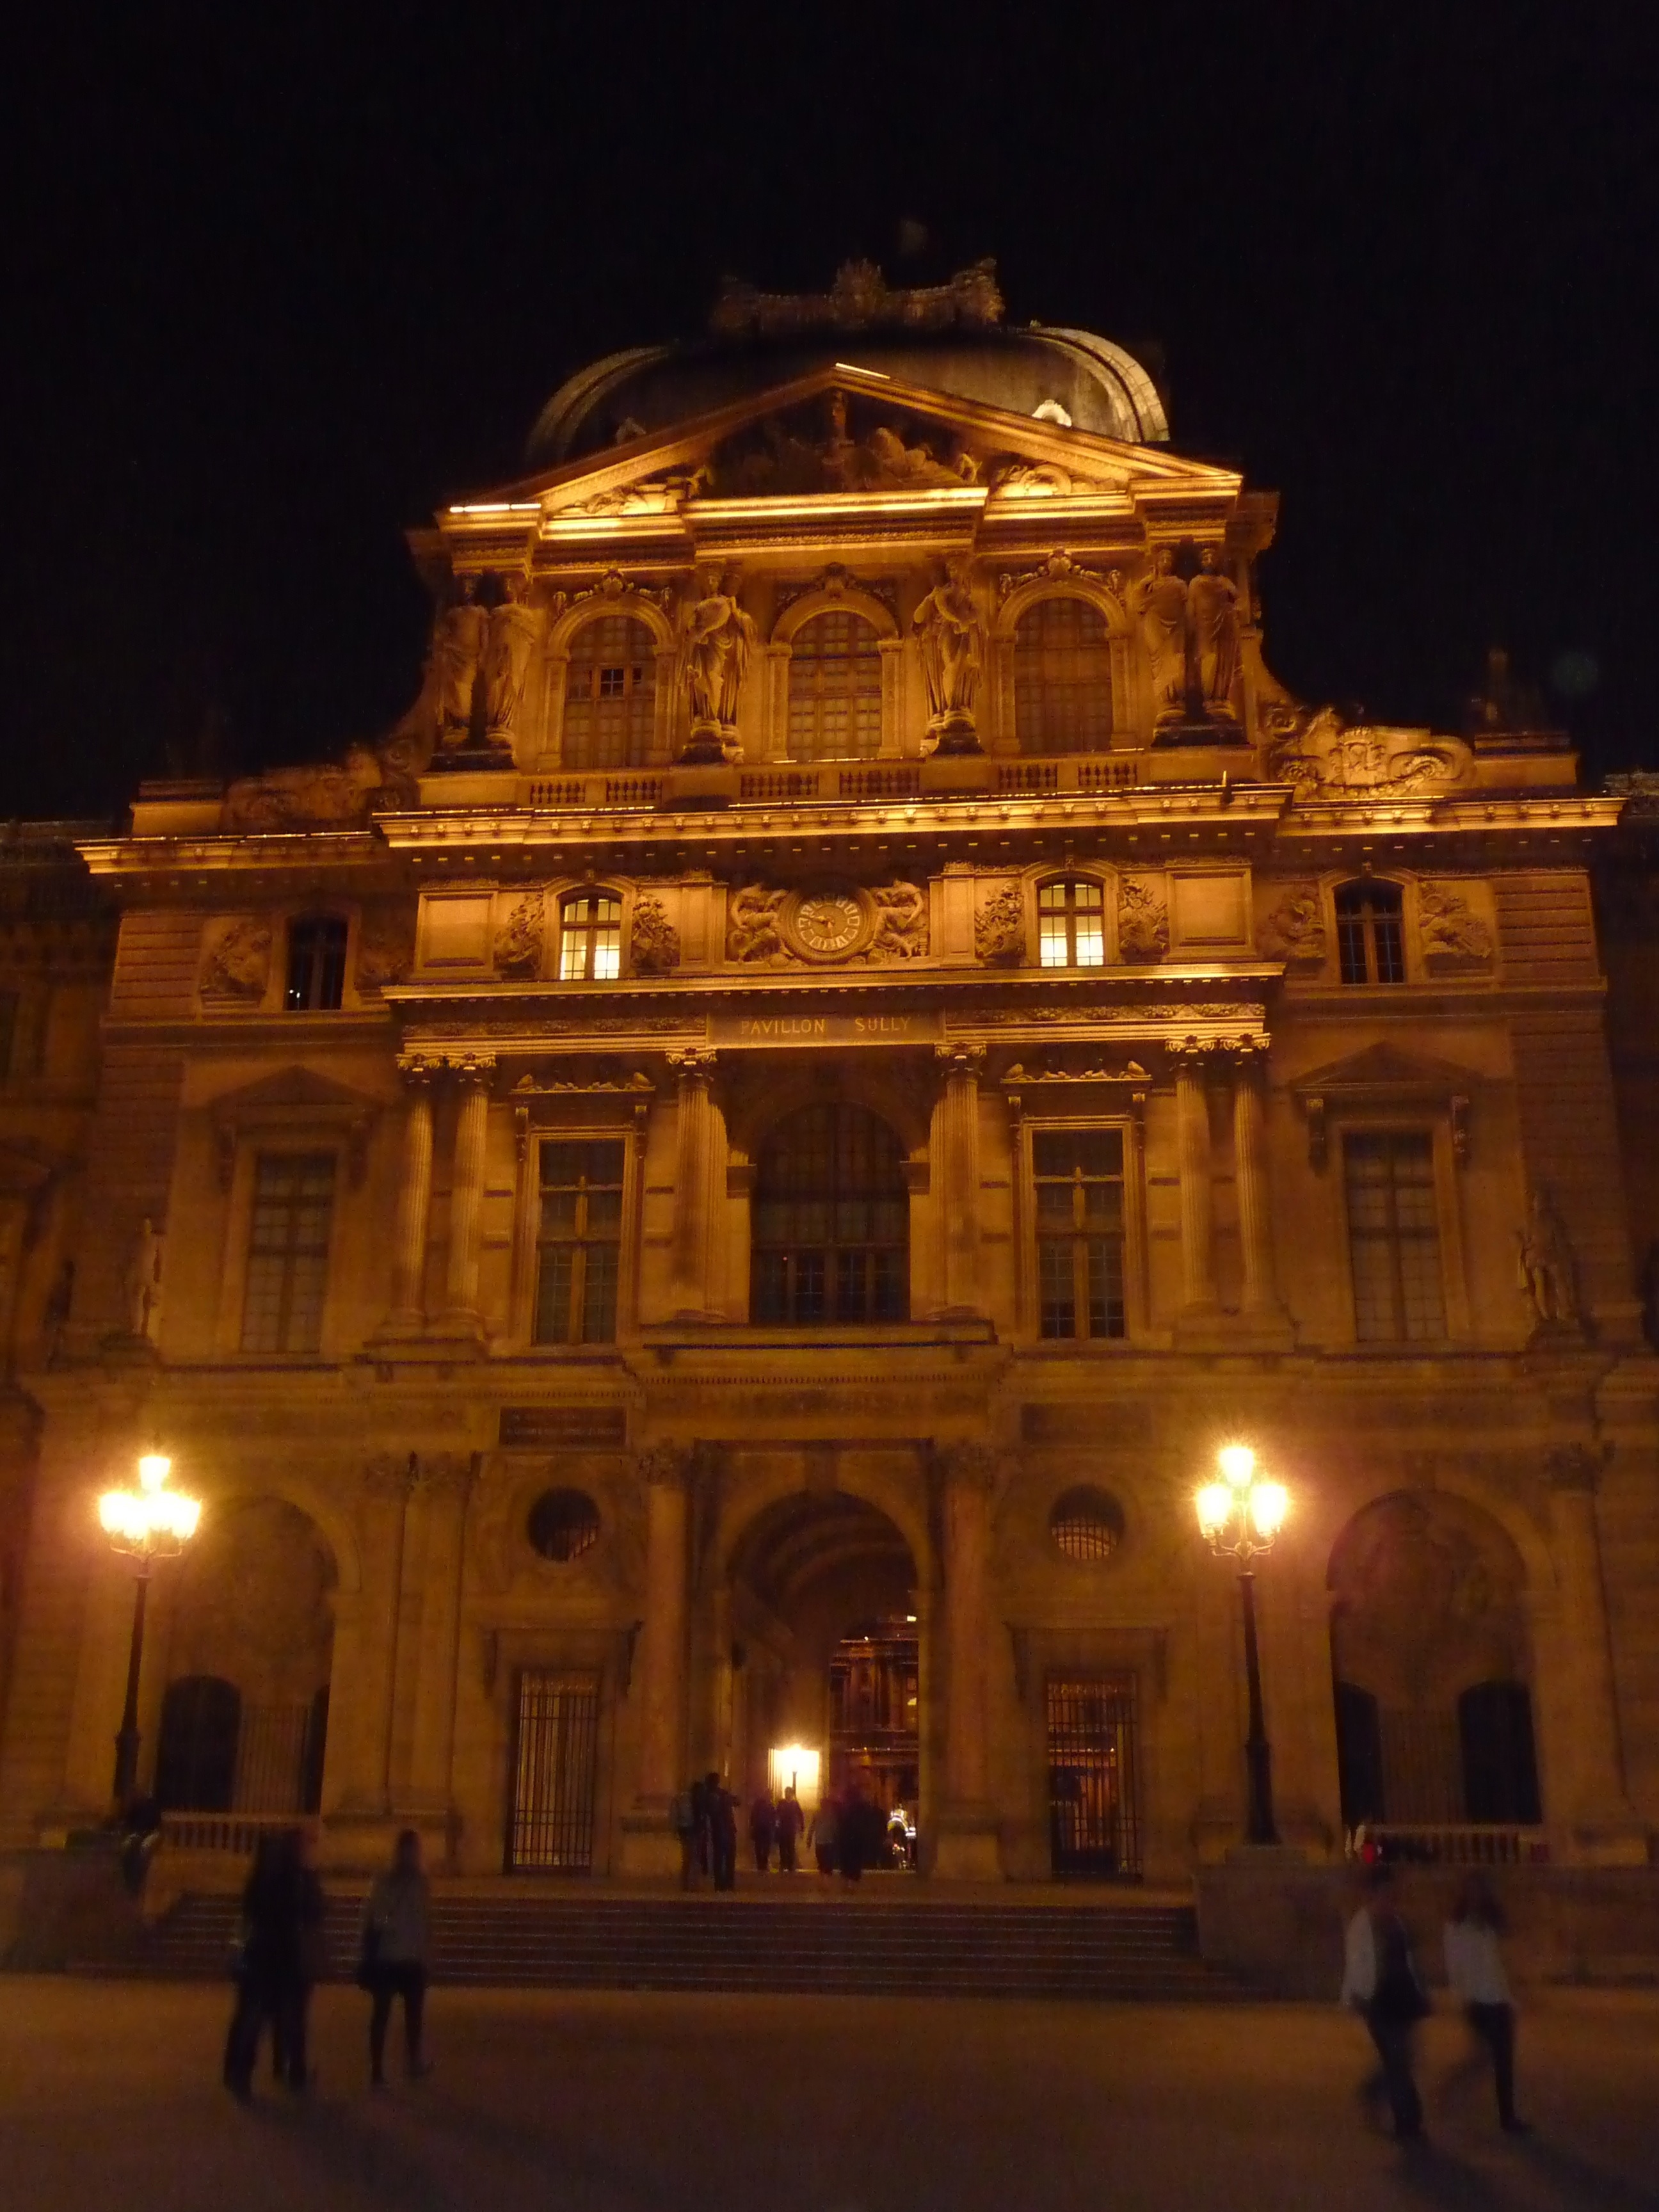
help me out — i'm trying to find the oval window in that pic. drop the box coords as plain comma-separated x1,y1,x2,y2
1048,1487,1125,1564
527,1488,602,1562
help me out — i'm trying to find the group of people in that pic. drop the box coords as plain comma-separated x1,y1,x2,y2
223,1826,433,2097
671,1774,915,1888
1342,1864,1527,2141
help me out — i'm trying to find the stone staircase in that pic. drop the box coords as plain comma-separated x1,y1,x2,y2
81,1886,1246,2001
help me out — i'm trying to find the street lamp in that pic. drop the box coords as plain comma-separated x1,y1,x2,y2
1195,1443,1288,1848
98,1452,201,1805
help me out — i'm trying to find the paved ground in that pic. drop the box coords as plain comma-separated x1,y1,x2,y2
1,1978,1655,2212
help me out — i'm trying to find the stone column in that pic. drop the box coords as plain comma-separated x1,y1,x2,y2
668,1050,717,1319
620,1443,693,1874
934,1441,1001,1878
385,1062,435,1331
340,1454,413,1818
403,1454,475,1834
1173,1046,1218,1316
935,1044,985,1317
1544,1445,1645,1861
1231,1045,1285,1324
441,1057,493,1332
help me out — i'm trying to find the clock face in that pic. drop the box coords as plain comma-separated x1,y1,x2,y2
781,886,874,962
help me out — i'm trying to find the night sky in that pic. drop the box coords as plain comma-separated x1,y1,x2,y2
4,8,1655,822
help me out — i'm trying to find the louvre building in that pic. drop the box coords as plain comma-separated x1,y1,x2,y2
0,264,1655,1931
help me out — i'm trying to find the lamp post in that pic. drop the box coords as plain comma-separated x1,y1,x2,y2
98,1452,201,1806
1196,1443,1288,1848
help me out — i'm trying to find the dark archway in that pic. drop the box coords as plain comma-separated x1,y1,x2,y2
155,1674,241,1812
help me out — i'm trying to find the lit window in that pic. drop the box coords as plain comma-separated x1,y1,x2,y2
1033,1128,1126,1340
285,917,347,1011
534,1141,624,1345
563,616,655,771
1335,882,1406,985
751,1103,908,1325
787,610,882,761
1343,1132,1446,1342
241,1153,335,1354
559,894,621,981
1038,879,1105,968
1014,597,1114,755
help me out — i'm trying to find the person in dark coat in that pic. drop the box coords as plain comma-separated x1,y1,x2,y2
748,1789,776,1873
274,1827,326,2089
705,1772,739,1891
1341,1864,1430,2140
362,1829,433,2086
774,1785,805,1874
810,1792,841,1879
223,1829,307,2098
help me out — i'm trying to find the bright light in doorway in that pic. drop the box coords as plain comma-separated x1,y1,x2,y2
768,1743,822,1809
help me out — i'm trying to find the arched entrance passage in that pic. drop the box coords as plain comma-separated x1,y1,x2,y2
156,1497,336,1815
727,1490,922,1854
1328,1492,1540,1830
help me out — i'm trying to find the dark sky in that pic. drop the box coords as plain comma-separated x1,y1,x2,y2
4,6,1655,821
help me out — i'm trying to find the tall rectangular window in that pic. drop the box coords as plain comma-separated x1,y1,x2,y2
535,1140,625,1344
241,1152,335,1353
1038,879,1105,968
1343,1132,1446,1342
285,917,348,1011
1033,1128,1127,1340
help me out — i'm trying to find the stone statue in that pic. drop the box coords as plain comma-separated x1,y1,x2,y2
1132,547,1190,726
124,1218,163,1341
912,563,982,751
1188,545,1240,715
680,573,758,754
485,577,545,739
433,582,490,746
1516,1185,1578,1327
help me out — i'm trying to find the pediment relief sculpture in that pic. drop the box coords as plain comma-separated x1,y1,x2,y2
1116,878,1169,963
726,881,928,967
494,895,545,979
199,915,273,1002
1263,703,1470,800
707,390,981,499
1418,879,1495,974
975,882,1026,966
1256,881,1327,968
630,894,680,976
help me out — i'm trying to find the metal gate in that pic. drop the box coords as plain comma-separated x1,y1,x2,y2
1046,1675,1141,1877
508,1670,600,1872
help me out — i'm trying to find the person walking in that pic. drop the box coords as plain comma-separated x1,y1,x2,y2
1444,1874,1528,2133
705,1772,739,1892
748,1788,776,1874
810,1791,840,1880
1342,1863,1431,2141
774,1784,805,1874
361,1829,433,2087
223,1829,305,2099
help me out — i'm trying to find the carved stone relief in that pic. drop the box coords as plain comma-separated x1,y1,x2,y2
1418,881,1495,975
493,895,545,979
200,916,273,1003
355,904,416,993
726,881,928,966
1256,881,1327,969
975,883,1026,966
1116,879,1170,963
1263,705,1468,800
997,549,1124,603
630,895,680,976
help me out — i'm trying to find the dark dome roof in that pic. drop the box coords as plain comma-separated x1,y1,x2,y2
527,267,1169,468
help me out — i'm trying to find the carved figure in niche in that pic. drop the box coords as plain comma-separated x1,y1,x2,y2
1516,1186,1578,1328
865,881,928,961
433,581,490,746
200,916,273,1002
726,885,787,964
1131,547,1190,725
680,572,758,753
1188,545,1240,714
630,895,680,975
1418,881,1495,973
494,897,545,979
1263,704,1466,801
485,575,545,739
1257,881,1327,968
912,563,982,750
124,1217,163,1340
975,882,1025,965
354,906,416,992
1117,878,1169,963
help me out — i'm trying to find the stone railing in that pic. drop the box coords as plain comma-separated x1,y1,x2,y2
160,1811,314,1856
519,755,1141,813
524,773,666,810
1350,1823,1550,1867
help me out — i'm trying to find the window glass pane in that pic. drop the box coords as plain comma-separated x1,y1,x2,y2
1039,1240,1077,1338
751,1103,908,1324
1334,883,1406,988
559,895,621,982
787,610,882,762
1032,1126,1128,1342
241,1153,335,1353
1014,597,1114,756
1343,1132,1444,1342
535,1139,624,1345
285,918,347,1012
563,617,655,771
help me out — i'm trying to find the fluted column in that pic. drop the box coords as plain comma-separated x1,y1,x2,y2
1231,1045,1283,1320
385,1062,435,1330
1174,1046,1218,1314
621,1444,693,1873
1544,1446,1644,1860
441,1057,493,1329
668,1050,717,1318
934,1441,1002,1877
936,1043,985,1317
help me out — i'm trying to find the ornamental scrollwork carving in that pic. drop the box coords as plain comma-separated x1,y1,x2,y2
630,895,680,976
200,916,273,1002
975,882,1026,966
996,548,1125,602
1263,703,1468,801
1116,878,1169,963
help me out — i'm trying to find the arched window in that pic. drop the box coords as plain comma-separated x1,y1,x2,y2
1014,596,1114,755
558,892,621,981
285,916,347,1011
752,1103,908,1325
787,610,882,761
1335,880,1406,984
1038,879,1105,968
563,616,655,770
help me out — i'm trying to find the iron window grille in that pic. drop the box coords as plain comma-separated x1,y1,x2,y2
1033,1127,1127,1340
1335,881,1407,984
241,1151,335,1353
1038,879,1106,968
1014,595,1115,755
1343,1130,1447,1341
1046,1675,1141,1877
534,1140,625,1345
527,1487,602,1562
285,917,347,1011
559,893,622,982
787,609,883,762
508,1669,600,1872
563,616,655,771
751,1103,909,1325
1049,1486,1126,1561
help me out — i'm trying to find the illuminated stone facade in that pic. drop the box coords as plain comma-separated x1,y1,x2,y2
1,272,1655,1884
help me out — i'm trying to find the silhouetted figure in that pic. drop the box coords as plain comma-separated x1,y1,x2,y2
223,1829,309,2098
1342,1864,1429,2140
1444,1874,1528,2133
705,1773,739,1891
671,1779,700,1889
749,1789,776,1873
276,1827,326,2090
774,1785,805,1874
361,1829,432,2086
810,1792,842,1879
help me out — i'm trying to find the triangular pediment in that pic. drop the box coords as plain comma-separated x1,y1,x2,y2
460,362,1242,522
1290,1044,1480,1096
205,1067,387,1121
